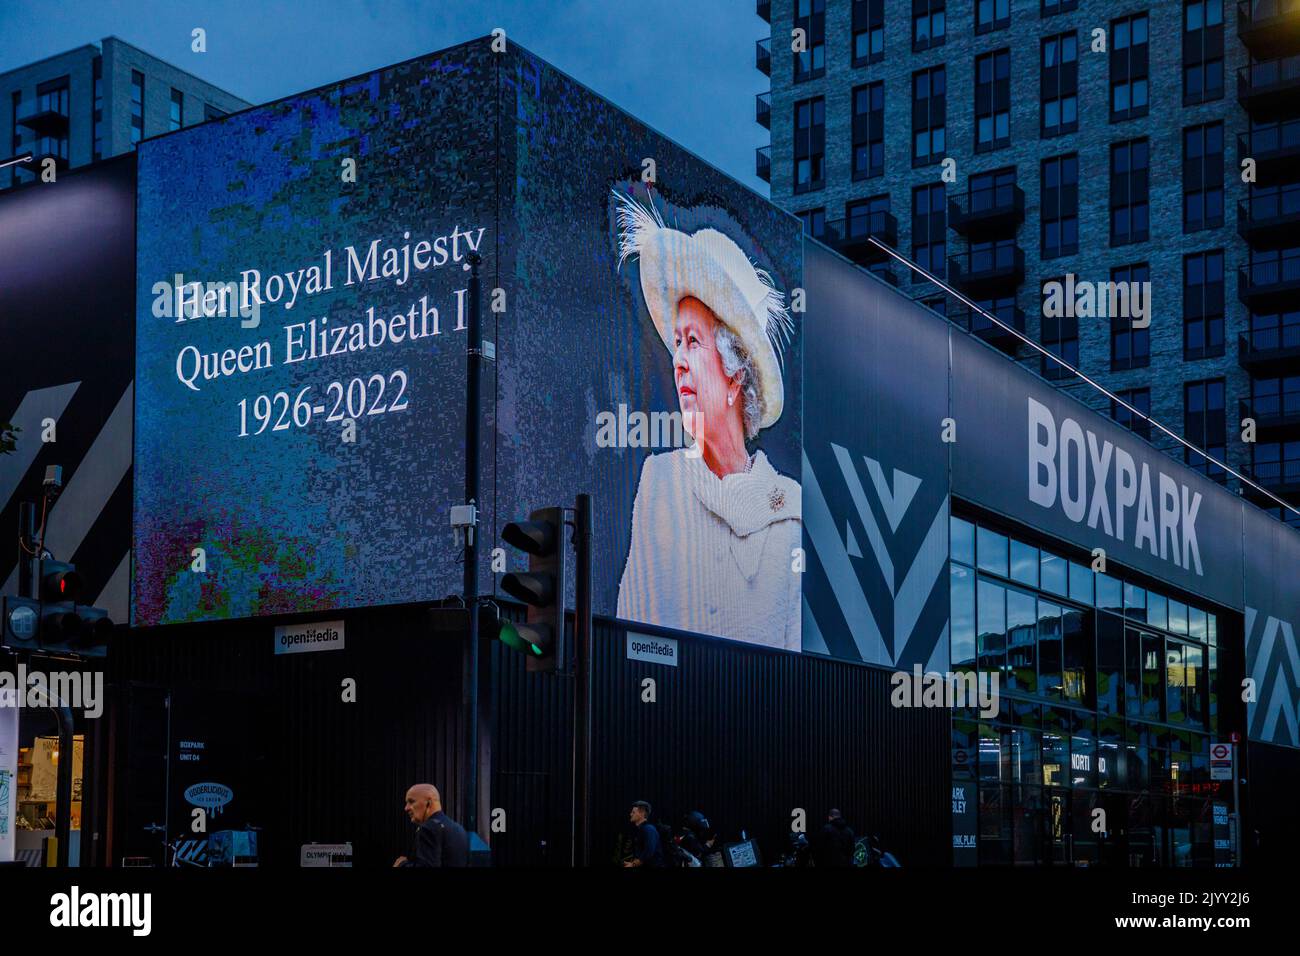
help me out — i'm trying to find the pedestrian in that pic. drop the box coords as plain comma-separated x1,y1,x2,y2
623,800,664,868
394,783,469,867
811,808,855,868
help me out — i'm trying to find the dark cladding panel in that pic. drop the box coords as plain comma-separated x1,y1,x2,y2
0,157,136,622
493,615,951,867
801,242,950,668
1242,506,1300,748
950,330,1244,611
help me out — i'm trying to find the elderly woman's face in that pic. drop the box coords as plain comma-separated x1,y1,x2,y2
672,297,739,439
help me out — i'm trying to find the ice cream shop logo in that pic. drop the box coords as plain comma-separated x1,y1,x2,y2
184,782,234,817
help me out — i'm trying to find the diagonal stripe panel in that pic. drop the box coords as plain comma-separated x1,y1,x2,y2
831,442,893,591
803,449,889,664
0,382,80,510
2,382,132,596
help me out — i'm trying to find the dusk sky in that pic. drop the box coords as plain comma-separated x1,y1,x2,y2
0,0,770,193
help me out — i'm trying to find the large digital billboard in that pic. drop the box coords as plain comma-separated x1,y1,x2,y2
134,40,804,646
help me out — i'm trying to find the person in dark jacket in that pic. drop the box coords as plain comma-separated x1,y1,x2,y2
624,800,664,868
394,784,469,867
812,809,855,868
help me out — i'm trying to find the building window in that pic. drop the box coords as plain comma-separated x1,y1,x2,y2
798,207,826,240
1184,250,1225,360
1112,388,1152,440
913,0,946,51
1041,0,1077,14
131,70,145,146
794,0,827,82
977,0,1010,34
1041,32,1078,137
1248,307,1300,351
853,82,885,180
1183,0,1224,105
1110,263,1151,370
912,182,946,280
975,49,1011,152
1040,154,1078,259
1183,122,1224,233
92,56,103,161
912,66,946,165
1110,13,1149,122
853,0,885,66
9,91,24,188
1251,375,1300,419
1254,441,1300,487
170,88,184,131
1041,277,1079,378
794,97,825,194
33,77,70,165
1110,138,1149,246
1184,378,1226,482
847,194,890,240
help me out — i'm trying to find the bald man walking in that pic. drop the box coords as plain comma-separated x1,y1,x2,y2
394,784,469,868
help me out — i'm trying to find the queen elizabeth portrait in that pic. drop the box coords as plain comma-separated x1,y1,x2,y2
613,190,801,651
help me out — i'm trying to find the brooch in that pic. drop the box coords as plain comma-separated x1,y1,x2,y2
768,487,785,512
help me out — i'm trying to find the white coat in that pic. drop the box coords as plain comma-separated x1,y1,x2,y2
617,447,802,650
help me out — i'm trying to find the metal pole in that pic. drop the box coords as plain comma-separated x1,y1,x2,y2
1233,745,1243,868
52,703,74,867
574,493,593,866
463,252,483,838
18,502,35,598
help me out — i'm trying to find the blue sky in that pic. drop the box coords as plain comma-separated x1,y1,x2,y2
0,0,770,193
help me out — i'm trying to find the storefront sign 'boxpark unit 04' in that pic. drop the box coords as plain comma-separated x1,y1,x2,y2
133,39,804,653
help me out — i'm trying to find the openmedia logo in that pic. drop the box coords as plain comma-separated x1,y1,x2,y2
629,639,675,658
278,626,341,648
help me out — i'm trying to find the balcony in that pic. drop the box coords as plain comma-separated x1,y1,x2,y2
823,210,898,266
756,37,772,77
756,145,771,183
15,98,69,139
1238,261,1300,308
1240,397,1300,439
1237,186,1300,246
756,91,771,130
948,243,1025,296
1237,54,1300,118
757,0,771,23
1238,0,1300,60
949,302,1026,354
1243,459,1300,498
948,184,1025,239
1239,328,1300,373
1238,121,1300,185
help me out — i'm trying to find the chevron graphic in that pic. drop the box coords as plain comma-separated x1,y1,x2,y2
806,443,948,668
1246,606,1300,748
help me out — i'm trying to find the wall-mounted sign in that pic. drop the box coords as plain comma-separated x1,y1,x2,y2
274,620,345,655
1210,742,1233,781
626,633,678,667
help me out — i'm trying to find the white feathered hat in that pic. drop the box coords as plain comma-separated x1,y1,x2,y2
614,189,793,430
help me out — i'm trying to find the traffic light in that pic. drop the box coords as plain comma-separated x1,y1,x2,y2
0,558,114,658
1,596,40,652
497,506,568,673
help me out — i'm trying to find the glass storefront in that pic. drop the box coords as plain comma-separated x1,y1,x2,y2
950,514,1231,867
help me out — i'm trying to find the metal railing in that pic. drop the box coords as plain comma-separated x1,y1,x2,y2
865,235,1300,519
